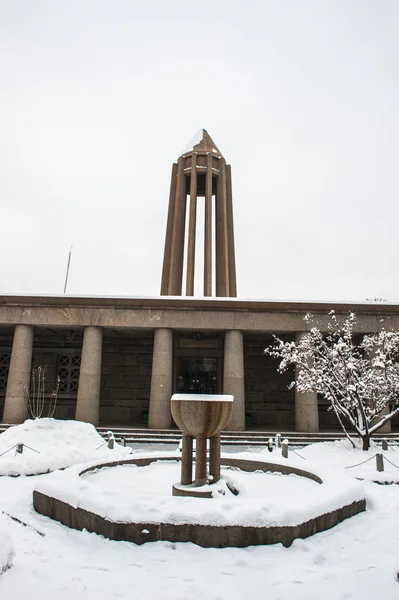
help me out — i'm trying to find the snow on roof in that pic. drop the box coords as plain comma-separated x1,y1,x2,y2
181,129,205,155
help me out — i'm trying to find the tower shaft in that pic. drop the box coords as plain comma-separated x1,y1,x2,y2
160,130,237,298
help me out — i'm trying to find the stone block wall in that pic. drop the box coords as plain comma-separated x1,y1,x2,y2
32,350,77,421
32,331,83,421
99,334,154,425
318,398,340,430
0,331,13,421
244,334,295,429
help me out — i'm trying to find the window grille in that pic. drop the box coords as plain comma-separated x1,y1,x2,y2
58,354,81,393
0,353,10,391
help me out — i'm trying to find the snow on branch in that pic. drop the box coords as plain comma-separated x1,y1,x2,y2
265,313,399,450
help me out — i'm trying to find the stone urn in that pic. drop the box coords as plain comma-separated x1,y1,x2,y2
171,393,233,495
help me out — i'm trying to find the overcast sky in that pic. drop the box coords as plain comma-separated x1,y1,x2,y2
1,1,398,302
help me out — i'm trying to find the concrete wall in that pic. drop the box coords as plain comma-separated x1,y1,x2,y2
99,334,153,425
244,334,295,429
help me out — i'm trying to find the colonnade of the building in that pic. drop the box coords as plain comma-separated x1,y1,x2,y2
1,324,322,432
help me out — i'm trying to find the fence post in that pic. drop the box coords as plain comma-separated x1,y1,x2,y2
282,439,289,459
376,453,384,472
107,431,115,450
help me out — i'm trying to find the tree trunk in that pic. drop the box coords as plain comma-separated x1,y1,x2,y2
362,434,371,451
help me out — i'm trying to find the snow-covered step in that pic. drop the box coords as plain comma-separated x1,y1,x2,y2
2,424,399,448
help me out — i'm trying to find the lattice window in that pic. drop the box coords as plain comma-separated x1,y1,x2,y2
57,354,81,393
0,353,10,391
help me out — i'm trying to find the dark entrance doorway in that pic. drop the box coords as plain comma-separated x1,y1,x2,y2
173,332,223,395
176,357,217,394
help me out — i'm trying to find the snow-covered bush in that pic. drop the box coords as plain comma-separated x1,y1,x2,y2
0,418,132,476
0,514,14,575
266,312,399,450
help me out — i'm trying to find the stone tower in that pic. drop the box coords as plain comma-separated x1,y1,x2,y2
160,130,237,297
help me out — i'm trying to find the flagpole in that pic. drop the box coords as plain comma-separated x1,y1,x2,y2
63,245,73,294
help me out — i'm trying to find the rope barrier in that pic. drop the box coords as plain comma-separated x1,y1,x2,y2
1,510,45,537
0,444,17,457
381,456,399,471
94,441,108,451
22,444,40,454
0,443,40,457
292,449,306,460
345,454,377,469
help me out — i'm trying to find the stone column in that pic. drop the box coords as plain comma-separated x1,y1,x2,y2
224,330,245,430
148,328,173,429
75,326,103,426
195,435,207,486
3,325,34,424
366,342,391,433
181,434,193,485
295,331,319,432
209,434,221,482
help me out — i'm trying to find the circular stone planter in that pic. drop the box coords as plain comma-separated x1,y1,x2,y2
33,454,366,548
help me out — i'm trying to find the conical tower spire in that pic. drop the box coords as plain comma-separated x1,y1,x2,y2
161,130,237,298
181,129,222,157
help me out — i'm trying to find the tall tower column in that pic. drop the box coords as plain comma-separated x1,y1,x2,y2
168,157,187,296
226,165,237,297
216,159,230,297
204,153,213,296
186,154,197,296
160,163,178,296
160,129,237,298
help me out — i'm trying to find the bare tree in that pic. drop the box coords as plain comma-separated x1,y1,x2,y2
266,312,399,450
24,366,60,419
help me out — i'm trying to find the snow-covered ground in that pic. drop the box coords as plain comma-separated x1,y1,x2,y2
1,423,399,599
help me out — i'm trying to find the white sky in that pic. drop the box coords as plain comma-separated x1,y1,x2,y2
0,0,398,302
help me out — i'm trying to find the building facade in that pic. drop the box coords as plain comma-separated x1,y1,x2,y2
1,131,398,431
1,295,399,431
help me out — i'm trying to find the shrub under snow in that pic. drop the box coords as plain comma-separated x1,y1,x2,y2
0,418,131,476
